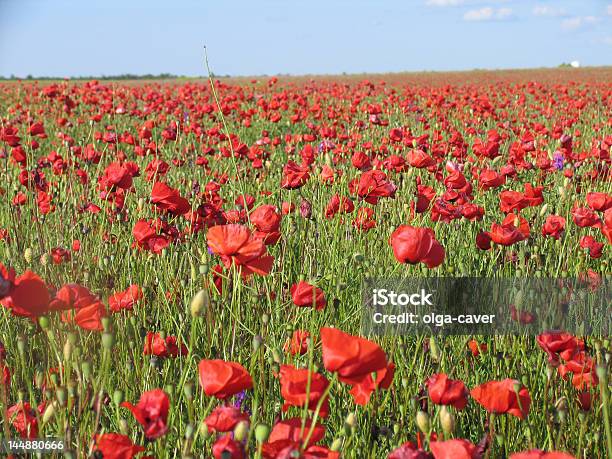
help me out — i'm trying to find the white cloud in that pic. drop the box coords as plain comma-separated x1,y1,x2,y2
463,7,513,21
532,5,566,17
426,0,464,6
607,5,612,16
561,16,600,31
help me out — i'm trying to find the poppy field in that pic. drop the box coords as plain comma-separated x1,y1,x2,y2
0,68,611,458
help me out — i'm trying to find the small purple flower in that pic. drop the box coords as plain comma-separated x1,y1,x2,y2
207,245,214,255
553,151,564,171
318,140,335,153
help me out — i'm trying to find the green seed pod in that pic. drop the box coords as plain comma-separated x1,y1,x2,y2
254,423,271,444
17,334,26,356
415,411,430,434
56,386,67,407
330,437,343,452
38,316,50,330
113,390,124,406
63,340,73,361
429,337,440,362
190,289,209,318
252,335,263,352
345,412,357,429
119,418,129,435
102,332,115,350
82,360,92,380
440,406,455,436
185,423,194,440
262,313,270,325
42,401,57,424
183,381,194,400
233,420,250,442
271,347,283,365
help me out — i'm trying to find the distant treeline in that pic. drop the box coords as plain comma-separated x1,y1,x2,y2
0,73,223,81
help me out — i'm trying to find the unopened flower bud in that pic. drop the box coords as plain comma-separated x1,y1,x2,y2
255,423,271,444
416,411,430,434
440,406,455,436
233,420,249,442
190,289,209,317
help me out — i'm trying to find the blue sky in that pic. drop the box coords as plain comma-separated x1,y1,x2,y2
0,0,611,77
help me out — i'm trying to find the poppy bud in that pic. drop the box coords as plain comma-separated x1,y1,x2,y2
330,437,343,452
539,204,549,217
39,316,50,330
17,334,26,357
429,337,440,362
440,406,455,436
101,316,112,332
42,401,57,424
596,364,608,383
82,361,92,380
102,332,115,350
137,197,145,212
252,335,263,352
190,263,197,281
113,390,124,406
185,423,194,440
63,340,73,361
262,313,270,325
119,418,129,435
300,199,312,219
35,368,45,388
345,412,357,429
56,386,67,407
199,263,209,275
416,411,430,434
254,423,271,444
183,381,194,400
190,289,209,318
24,247,33,263
233,420,249,442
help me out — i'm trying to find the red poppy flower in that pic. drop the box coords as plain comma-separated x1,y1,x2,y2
251,204,282,244
430,439,479,459
109,285,143,312
470,378,530,419
571,207,601,228
281,160,310,189
489,222,526,246
279,365,330,416
207,224,274,277
151,181,191,215
388,441,432,459
267,417,325,446
212,433,245,459
586,192,612,212
290,281,326,310
389,225,445,268
468,339,487,357
541,215,566,240
0,270,49,318
93,433,145,459
579,235,604,259
143,332,188,358
284,329,310,355
425,373,468,410
205,405,250,433
7,402,39,438
121,388,169,439
357,170,397,204
198,359,253,399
